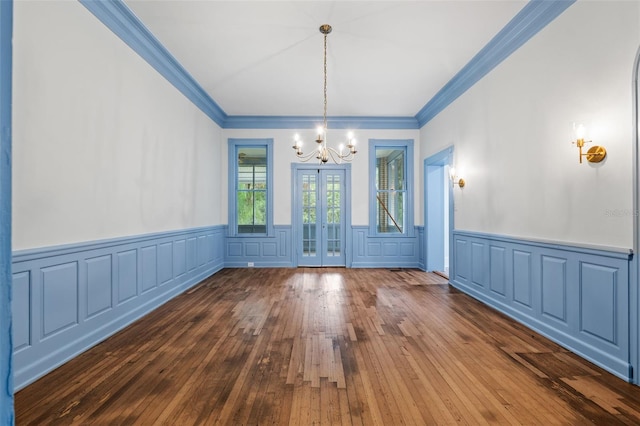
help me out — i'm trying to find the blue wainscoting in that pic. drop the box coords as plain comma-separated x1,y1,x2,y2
11,225,225,390
451,230,632,381
223,225,422,268
225,225,293,267
351,226,421,268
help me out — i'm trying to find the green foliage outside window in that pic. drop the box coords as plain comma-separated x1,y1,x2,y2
237,147,267,234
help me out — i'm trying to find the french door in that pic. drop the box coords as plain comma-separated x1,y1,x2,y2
295,167,346,267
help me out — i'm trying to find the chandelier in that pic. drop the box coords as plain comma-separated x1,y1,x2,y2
292,24,357,164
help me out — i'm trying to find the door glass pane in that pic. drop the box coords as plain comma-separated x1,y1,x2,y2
302,174,317,257
326,174,341,257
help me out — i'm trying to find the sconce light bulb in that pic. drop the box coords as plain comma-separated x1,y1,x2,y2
574,122,587,140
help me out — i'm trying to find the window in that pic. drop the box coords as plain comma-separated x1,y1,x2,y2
228,139,273,236
369,139,414,236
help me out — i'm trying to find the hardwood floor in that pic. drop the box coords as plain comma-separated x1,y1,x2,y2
15,268,640,425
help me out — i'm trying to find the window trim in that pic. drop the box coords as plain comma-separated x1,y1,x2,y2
369,139,414,237
228,138,274,237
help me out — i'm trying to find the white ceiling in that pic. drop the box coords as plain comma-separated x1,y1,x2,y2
125,0,527,118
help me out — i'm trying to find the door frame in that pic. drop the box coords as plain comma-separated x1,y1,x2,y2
0,0,13,417
291,163,352,268
631,45,640,384
424,146,455,276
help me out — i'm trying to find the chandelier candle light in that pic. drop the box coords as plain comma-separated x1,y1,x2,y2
292,24,357,164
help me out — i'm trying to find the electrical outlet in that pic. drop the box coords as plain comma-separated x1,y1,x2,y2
248,262,254,267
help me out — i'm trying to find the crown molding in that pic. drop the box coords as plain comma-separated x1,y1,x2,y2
224,115,419,130
77,1,418,131
81,0,575,131
415,0,576,127
80,0,228,127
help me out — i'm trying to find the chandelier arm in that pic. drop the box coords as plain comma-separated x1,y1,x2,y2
296,151,321,163
326,147,342,164
326,146,354,163
339,152,354,162
336,147,354,161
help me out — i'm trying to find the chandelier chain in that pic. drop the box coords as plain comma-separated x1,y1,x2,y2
323,30,328,133
292,24,357,164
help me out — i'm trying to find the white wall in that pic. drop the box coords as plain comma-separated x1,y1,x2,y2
420,0,640,250
222,128,421,227
12,1,223,251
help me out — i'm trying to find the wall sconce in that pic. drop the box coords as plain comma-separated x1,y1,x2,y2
450,167,465,188
572,122,606,164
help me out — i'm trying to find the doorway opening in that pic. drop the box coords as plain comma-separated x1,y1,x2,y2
424,147,454,278
631,45,640,385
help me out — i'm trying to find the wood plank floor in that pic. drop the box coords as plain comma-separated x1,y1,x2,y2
15,268,640,425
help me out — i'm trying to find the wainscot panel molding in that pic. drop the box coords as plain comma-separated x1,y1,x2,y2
351,226,421,268
451,230,632,381
224,225,293,268
11,225,225,391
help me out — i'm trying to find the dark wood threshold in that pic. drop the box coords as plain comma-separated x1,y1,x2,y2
433,270,449,280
